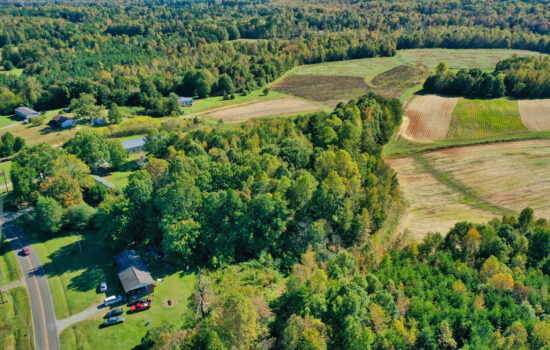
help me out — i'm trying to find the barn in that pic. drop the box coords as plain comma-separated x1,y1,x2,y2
15,107,39,120
121,137,146,154
178,96,194,107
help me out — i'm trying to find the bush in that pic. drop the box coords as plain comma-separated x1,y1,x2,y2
35,196,64,234
65,203,97,230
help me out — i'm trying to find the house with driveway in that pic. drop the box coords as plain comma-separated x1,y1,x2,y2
115,250,155,296
15,107,39,121
51,114,77,128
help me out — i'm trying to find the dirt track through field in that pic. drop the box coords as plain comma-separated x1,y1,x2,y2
204,98,322,121
518,99,550,131
402,95,459,141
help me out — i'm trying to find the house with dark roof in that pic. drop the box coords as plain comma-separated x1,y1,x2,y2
121,137,146,154
15,107,39,120
115,250,155,295
51,114,77,128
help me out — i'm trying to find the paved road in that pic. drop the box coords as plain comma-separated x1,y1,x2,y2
2,215,60,350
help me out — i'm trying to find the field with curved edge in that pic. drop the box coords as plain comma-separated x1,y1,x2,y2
402,95,458,141
519,99,550,131
389,139,550,239
203,98,324,121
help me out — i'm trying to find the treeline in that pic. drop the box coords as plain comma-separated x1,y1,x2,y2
424,56,550,98
1,1,550,115
143,208,550,349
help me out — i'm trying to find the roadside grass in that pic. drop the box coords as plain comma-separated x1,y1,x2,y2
0,160,11,183
447,98,526,140
0,286,34,350
60,272,197,350
17,218,120,319
0,234,22,286
0,115,19,128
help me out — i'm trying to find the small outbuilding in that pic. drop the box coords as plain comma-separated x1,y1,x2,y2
91,175,115,190
15,107,39,120
115,250,155,295
121,137,146,154
52,114,77,128
178,96,194,107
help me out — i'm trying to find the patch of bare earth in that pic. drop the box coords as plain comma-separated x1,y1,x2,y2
271,75,370,102
518,99,550,131
425,139,550,218
402,95,459,141
204,98,322,121
387,157,495,240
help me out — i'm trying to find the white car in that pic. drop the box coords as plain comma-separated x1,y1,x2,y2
100,281,107,292
104,295,123,306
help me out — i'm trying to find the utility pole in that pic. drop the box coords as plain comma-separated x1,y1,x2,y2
1,169,7,193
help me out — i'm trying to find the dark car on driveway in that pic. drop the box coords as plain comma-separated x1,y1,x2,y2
104,308,124,319
102,316,125,326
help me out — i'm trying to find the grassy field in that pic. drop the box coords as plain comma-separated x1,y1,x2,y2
185,89,295,114
388,139,550,239
0,68,24,76
59,272,196,350
0,286,34,350
18,218,120,319
446,98,526,140
0,115,19,128
0,234,22,287
273,48,542,103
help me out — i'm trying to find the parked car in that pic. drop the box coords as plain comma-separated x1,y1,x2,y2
99,281,107,292
102,316,125,326
21,247,31,256
129,297,152,306
130,302,151,313
104,295,123,306
104,308,123,318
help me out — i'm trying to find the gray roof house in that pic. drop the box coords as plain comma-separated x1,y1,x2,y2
15,107,39,120
115,250,155,294
178,96,194,106
91,175,115,189
121,137,146,154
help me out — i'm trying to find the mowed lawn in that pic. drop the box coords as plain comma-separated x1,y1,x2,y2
446,98,526,140
60,272,196,350
0,115,19,128
18,218,120,319
0,234,22,287
0,286,34,350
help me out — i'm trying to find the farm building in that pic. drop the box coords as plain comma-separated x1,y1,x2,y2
51,114,77,128
115,250,155,295
91,175,115,189
178,96,194,107
122,137,146,154
15,107,39,120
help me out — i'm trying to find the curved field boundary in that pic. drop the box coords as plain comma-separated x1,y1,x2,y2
402,95,459,141
204,98,322,121
519,99,550,131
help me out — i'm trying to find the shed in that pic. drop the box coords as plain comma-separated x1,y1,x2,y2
115,250,155,295
15,107,39,120
178,96,194,107
52,114,77,128
121,137,146,154
91,175,115,189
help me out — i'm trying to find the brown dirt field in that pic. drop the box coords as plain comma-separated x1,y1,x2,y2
369,65,427,97
518,99,550,131
425,139,550,218
387,157,496,240
402,95,459,141
204,98,322,121
271,75,370,102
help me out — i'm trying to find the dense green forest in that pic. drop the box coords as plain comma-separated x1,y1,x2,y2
1,0,550,114
424,56,550,98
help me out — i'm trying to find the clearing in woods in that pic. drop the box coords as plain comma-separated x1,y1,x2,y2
271,48,541,103
446,98,526,140
518,99,550,131
203,98,323,121
401,95,459,141
389,139,550,239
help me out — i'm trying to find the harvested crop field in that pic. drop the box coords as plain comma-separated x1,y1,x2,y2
204,98,322,121
446,98,526,140
401,95,458,141
518,99,550,131
389,139,550,239
270,75,370,105
387,157,495,240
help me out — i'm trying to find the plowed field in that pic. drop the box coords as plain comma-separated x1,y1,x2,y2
401,95,458,141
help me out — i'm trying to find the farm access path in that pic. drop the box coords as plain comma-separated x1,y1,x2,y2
2,211,60,350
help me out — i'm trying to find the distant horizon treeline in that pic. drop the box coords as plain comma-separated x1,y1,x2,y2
424,56,550,99
1,1,550,115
